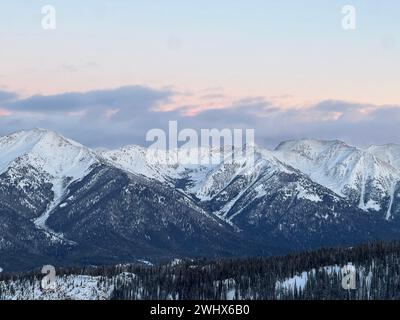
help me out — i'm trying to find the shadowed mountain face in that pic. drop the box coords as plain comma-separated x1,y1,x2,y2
2,129,400,272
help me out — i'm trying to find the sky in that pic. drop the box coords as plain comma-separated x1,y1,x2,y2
0,0,399,148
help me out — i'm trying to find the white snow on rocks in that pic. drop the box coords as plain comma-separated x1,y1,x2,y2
2,129,400,235
274,139,400,216
0,129,98,239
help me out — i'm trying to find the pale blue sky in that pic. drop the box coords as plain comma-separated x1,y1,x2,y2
0,0,399,104
0,1,399,147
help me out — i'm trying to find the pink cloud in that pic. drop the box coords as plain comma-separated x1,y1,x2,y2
0,109,12,117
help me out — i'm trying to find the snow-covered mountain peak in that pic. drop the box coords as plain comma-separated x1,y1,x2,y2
273,138,395,178
4,129,400,270
0,128,59,174
273,138,400,215
0,128,98,179
2,129,400,223
274,139,351,159
99,144,167,181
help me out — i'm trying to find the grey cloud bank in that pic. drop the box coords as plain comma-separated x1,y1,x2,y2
0,90,18,103
0,85,399,149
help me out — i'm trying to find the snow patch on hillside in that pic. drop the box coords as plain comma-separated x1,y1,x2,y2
296,185,323,203
0,273,136,300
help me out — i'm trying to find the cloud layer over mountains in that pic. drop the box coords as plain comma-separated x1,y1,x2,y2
0,86,399,148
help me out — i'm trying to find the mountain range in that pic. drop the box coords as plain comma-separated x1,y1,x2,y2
1,128,400,272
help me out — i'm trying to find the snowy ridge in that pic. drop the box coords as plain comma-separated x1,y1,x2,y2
88,136,400,220
100,144,231,185
0,128,97,177
367,144,400,171
275,263,373,299
2,128,400,244
274,139,400,217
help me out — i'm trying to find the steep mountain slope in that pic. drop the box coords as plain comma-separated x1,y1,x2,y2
192,147,393,250
366,144,400,220
0,129,100,270
0,130,261,271
0,128,97,180
274,139,400,219
367,144,400,171
100,145,229,192
0,129,98,239
2,129,400,272
102,143,396,251
44,163,261,265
